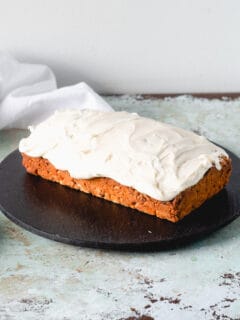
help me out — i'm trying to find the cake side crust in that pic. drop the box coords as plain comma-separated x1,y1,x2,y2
21,153,232,222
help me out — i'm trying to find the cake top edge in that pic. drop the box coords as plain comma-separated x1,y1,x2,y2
19,109,228,201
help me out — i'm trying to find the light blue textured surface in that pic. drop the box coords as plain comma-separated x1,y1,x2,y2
0,95,240,320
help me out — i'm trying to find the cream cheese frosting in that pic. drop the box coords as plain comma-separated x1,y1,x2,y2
19,109,228,201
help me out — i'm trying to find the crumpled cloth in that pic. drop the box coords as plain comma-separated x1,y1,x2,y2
0,53,113,129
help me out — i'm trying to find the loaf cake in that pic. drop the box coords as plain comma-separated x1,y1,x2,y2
19,110,232,222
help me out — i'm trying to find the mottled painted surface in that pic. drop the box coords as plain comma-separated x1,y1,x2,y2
0,95,240,320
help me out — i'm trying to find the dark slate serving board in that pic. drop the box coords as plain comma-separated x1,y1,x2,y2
0,149,239,251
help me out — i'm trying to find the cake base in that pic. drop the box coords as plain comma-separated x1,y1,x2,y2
21,153,231,222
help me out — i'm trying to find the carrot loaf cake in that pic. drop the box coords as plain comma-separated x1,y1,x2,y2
19,110,232,222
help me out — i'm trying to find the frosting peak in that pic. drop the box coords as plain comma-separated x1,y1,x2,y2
19,109,228,201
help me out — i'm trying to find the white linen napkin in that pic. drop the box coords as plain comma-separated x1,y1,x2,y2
0,53,113,129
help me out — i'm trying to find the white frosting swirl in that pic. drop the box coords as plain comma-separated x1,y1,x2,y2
19,109,228,201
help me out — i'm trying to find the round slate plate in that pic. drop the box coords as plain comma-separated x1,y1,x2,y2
0,149,240,251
